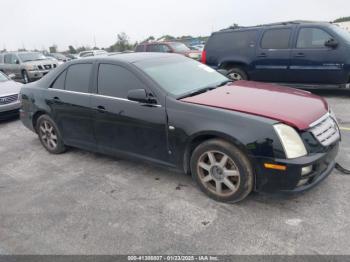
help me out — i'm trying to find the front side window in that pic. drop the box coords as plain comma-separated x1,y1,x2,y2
297,28,333,49
261,28,291,49
98,64,146,98
135,56,228,97
65,64,92,93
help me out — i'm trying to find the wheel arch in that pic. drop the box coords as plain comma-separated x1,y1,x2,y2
183,131,254,175
32,110,48,133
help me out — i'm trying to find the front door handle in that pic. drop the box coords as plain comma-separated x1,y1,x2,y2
294,52,305,57
97,105,106,112
53,96,60,101
258,53,267,57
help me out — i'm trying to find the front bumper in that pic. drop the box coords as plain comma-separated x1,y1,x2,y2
0,101,21,120
253,142,339,193
27,70,51,79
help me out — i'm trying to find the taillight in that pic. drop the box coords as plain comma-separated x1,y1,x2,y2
201,50,206,64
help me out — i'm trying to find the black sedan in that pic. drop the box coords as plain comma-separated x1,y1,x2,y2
20,53,340,203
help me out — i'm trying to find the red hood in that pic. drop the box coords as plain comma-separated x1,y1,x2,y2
181,81,328,130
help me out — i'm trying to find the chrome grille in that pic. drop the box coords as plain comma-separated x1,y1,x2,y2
310,114,340,147
0,94,18,105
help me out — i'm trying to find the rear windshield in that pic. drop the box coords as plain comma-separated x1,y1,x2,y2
168,42,190,52
206,30,258,51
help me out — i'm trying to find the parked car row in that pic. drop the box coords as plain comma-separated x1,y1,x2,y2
202,21,350,89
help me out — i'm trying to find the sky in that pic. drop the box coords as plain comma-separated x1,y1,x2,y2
1,0,349,51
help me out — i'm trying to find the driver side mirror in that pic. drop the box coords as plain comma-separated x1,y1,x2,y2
127,89,157,104
325,38,338,49
15,59,20,64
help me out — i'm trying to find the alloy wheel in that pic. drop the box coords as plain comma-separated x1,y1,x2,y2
197,151,241,197
39,120,58,150
228,72,242,81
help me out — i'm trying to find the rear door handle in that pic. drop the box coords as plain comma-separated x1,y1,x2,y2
258,53,267,57
53,96,60,101
294,53,305,57
97,105,106,112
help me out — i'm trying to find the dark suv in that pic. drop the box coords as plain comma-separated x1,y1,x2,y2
202,21,350,88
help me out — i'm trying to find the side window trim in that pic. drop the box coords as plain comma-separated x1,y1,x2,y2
295,27,335,49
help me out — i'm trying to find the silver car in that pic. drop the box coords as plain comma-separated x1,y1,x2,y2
0,52,58,83
0,72,22,120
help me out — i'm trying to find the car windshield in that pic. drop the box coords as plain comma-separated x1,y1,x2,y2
168,42,190,52
135,56,229,97
0,72,9,82
18,52,47,62
332,25,350,43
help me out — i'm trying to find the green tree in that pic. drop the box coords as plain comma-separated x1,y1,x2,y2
68,45,77,54
334,16,350,23
109,32,132,52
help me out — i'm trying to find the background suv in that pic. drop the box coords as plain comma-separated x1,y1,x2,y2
0,52,58,83
135,41,201,60
202,21,350,88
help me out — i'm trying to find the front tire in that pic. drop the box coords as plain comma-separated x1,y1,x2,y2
22,70,29,84
36,115,66,154
190,139,254,203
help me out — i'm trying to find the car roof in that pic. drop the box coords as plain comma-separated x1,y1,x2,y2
215,20,332,34
73,52,177,64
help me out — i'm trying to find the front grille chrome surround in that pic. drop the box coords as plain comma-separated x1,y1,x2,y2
309,113,340,147
0,94,18,105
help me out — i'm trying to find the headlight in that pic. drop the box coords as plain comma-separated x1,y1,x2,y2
274,124,307,159
27,65,38,71
329,108,338,124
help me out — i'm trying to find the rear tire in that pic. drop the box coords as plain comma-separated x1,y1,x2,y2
190,139,254,203
227,68,248,81
36,115,66,154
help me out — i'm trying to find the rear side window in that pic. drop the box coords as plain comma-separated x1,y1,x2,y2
206,30,257,51
297,28,333,49
51,70,67,90
4,54,12,64
261,29,291,49
65,64,92,93
98,64,145,98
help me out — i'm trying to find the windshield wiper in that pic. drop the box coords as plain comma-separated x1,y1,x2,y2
178,80,233,99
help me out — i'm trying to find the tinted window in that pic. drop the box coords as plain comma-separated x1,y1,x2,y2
98,64,145,98
65,64,92,93
261,29,291,49
4,54,12,64
159,44,171,52
297,28,333,49
147,45,160,52
206,30,257,51
51,70,67,90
